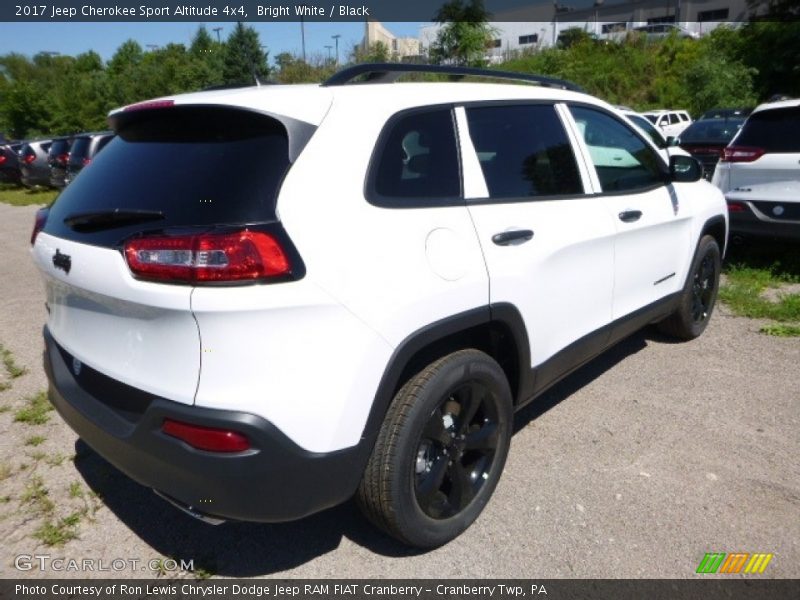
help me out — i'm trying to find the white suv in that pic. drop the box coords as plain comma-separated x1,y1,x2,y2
643,109,693,138
31,64,727,548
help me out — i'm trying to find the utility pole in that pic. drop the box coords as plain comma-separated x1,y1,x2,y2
213,27,223,43
300,13,307,63
325,45,333,62
332,34,341,65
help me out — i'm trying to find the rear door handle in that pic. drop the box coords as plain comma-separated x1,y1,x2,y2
492,229,534,246
618,210,643,223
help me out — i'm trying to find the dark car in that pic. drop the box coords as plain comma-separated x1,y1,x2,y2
65,132,114,185
0,143,23,185
677,117,745,180
19,139,52,188
48,137,73,188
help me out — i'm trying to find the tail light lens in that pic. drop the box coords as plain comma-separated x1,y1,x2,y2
124,230,290,284
721,146,765,163
23,153,36,165
81,158,92,166
0,154,6,165
162,419,250,453
727,202,747,213
57,153,69,164
31,207,49,245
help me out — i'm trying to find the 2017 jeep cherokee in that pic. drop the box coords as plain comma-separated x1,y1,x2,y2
31,64,727,548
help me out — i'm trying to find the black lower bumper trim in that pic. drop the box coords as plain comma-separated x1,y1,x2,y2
43,327,370,523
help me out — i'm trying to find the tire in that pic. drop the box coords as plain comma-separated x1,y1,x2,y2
356,349,513,548
657,234,721,340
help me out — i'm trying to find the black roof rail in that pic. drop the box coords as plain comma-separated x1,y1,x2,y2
322,63,585,92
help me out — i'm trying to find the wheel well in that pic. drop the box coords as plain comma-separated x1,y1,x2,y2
701,217,727,257
394,321,522,405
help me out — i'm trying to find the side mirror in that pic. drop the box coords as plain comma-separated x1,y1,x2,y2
669,155,703,183
666,136,678,146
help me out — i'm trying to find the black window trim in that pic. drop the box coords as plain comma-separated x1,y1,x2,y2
364,103,465,209
458,99,591,207
566,101,672,198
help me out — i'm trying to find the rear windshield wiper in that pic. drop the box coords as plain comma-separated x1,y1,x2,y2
64,209,165,232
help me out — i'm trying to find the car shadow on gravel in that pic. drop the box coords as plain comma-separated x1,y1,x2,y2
73,327,656,576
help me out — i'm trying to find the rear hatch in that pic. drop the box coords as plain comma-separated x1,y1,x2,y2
724,105,800,190
33,105,296,405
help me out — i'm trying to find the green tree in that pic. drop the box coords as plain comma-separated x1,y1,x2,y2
430,0,495,67
190,26,224,88
223,22,270,85
351,41,391,64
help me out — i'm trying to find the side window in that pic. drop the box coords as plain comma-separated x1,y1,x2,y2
371,108,460,204
569,105,665,193
669,113,681,125
465,104,583,199
679,112,690,122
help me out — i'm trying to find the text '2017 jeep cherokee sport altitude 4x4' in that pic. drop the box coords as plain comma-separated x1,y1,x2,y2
32,64,727,548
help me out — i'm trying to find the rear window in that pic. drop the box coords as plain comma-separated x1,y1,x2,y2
67,137,90,165
680,119,744,143
44,107,291,247
734,107,800,152
49,139,70,158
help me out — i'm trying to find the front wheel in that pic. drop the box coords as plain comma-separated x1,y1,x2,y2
657,234,721,340
356,349,513,548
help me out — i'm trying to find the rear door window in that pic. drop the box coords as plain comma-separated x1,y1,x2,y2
465,104,583,199
734,107,800,152
44,107,291,248
369,108,461,206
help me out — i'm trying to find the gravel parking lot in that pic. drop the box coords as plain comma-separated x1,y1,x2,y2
0,202,798,579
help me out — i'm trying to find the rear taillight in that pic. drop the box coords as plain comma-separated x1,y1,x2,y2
0,154,6,165
124,230,290,284
124,99,175,112
721,146,765,163
31,207,49,245
162,419,250,453
57,152,69,164
23,153,35,165
81,158,91,166
727,202,747,213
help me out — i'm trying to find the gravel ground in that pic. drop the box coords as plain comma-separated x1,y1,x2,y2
0,202,798,579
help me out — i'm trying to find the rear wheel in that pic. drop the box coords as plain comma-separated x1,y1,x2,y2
657,234,721,340
357,349,512,548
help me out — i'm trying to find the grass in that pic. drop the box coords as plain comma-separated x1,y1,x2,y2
33,512,81,546
720,241,800,336
1,344,28,379
14,391,52,425
0,183,57,207
68,481,84,499
0,462,10,481
21,476,54,514
25,435,46,447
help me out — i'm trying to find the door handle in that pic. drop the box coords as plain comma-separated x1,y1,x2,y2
618,210,643,223
492,229,534,246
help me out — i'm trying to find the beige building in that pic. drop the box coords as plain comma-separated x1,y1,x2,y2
362,21,421,59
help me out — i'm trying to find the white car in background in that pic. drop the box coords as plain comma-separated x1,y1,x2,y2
618,108,690,161
643,109,693,138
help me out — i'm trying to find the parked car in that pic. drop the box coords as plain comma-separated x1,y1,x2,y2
31,63,727,549
19,139,52,188
712,98,800,195
642,109,693,137
0,143,22,185
633,23,699,40
65,132,115,185
725,181,800,241
48,136,73,188
677,117,746,180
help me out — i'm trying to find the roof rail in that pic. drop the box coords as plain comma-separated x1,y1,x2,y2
322,63,585,92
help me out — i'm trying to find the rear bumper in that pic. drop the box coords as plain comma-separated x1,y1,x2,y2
729,207,800,241
43,327,369,523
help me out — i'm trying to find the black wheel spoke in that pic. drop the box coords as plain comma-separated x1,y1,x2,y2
422,408,451,447
456,385,482,434
415,454,448,509
447,461,477,510
464,421,498,451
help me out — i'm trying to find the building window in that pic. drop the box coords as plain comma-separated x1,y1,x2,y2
647,16,676,24
518,34,538,45
699,8,729,21
489,39,502,48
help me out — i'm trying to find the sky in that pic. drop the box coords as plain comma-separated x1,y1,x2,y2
0,21,426,64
